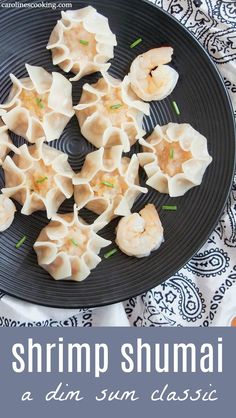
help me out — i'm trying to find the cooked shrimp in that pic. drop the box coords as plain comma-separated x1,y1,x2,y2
115,203,164,257
0,195,16,232
129,47,179,101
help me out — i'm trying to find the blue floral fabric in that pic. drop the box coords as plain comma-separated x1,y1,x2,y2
0,0,235,327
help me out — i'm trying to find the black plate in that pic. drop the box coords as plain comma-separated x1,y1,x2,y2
0,0,235,308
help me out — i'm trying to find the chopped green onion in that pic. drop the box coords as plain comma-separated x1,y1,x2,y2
36,98,44,109
36,176,48,184
101,181,114,188
16,235,27,249
169,148,174,159
110,103,122,110
162,205,177,211
79,39,89,46
172,101,180,115
104,248,118,259
70,238,78,247
130,38,142,49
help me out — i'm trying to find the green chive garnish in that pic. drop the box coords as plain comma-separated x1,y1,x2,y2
79,39,89,46
36,176,48,184
172,101,180,115
70,238,78,247
130,38,142,49
169,148,174,159
162,205,177,211
16,235,27,249
36,98,44,109
110,103,122,110
101,181,114,188
104,248,118,259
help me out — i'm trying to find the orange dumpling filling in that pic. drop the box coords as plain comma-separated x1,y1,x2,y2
152,140,192,177
18,90,50,121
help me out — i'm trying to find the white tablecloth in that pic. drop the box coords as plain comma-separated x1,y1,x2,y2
0,0,235,327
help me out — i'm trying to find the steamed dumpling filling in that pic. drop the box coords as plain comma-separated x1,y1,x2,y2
150,140,192,177
90,169,129,199
18,90,50,121
58,225,90,257
63,24,97,62
25,160,57,197
89,81,131,126
79,78,133,127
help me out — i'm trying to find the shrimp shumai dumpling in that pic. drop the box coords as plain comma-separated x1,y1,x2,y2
138,123,212,197
47,6,117,81
1,141,74,219
129,47,179,102
0,64,74,143
34,206,111,281
73,146,148,222
0,119,18,166
74,74,149,152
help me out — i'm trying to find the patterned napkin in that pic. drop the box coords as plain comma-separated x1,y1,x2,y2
0,0,235,327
